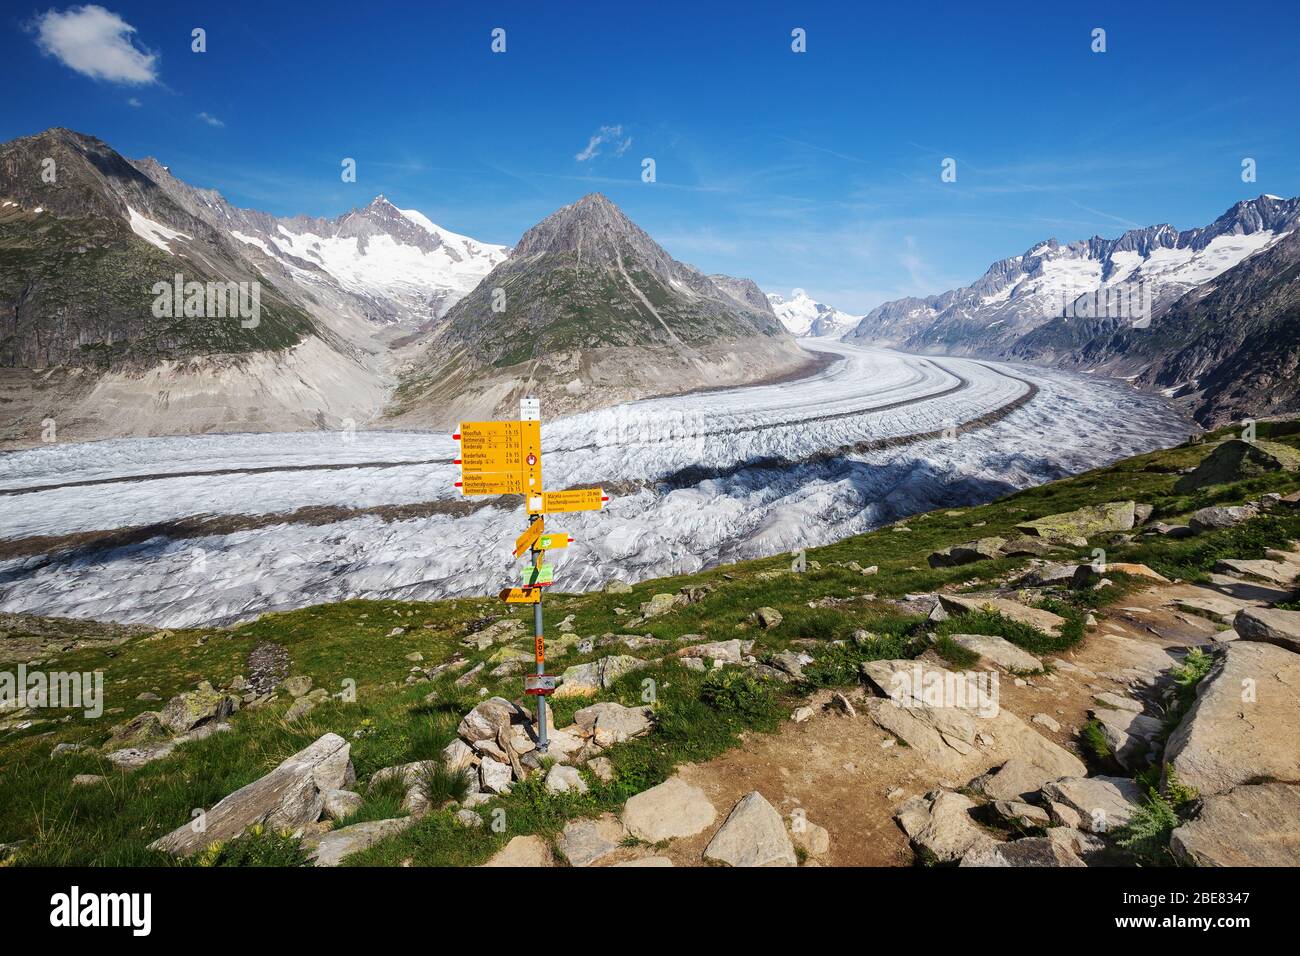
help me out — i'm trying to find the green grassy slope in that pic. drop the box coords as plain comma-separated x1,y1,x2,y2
2,420,1299,866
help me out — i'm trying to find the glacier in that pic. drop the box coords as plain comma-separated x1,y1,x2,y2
0,340,1187,628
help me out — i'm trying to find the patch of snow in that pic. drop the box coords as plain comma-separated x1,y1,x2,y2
126,206,191,253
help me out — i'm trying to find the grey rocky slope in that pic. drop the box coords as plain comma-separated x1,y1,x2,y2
0,128,505,446
388,193,810,427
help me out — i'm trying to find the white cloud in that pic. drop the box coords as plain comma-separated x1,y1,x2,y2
197,112,225,127
575,125,631,162
126,96,141,107
31,5,158,85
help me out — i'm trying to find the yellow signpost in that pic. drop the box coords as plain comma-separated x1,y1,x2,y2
454,419,542,495
513,518,544,558
455,398,606,753
525,487,607,514
499,587,541,604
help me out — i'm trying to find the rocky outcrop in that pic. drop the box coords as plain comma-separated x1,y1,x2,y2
557,814,627,867
703,791,798,867
149,733,354,856
1039,776,1143,834
309,817,413,867
1170,782,1300,866
937,594,1066,637
947,633,1042,672
1173,439,1300,493
621,777,716,842
1233,606,1300,654
928,537,1007,568
895,790,997,862
1016,501,1136,539
1163,642,1300,796
555,655,649,698
860,659,1086,783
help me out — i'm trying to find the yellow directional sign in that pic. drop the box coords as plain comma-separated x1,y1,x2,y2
513,518,544,558
537,533,571,551
527,488,607,514
455,420,542,496
499,587,541,604
460,473,526,495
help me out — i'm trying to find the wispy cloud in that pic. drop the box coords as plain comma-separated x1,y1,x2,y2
197,111,225,128
575,124,632,162
126,96,141,107
30,5,158,85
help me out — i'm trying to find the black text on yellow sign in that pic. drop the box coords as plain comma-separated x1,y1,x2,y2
526,487,607,514
454,420,542,496
513,518,544,558
499,587,541,604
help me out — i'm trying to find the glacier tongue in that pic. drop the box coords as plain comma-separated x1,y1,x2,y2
0,340,1186,627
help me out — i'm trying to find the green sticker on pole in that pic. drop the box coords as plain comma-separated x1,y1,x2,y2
521,563,554,587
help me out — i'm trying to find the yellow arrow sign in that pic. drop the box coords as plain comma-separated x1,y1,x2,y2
499,587,541,605
513,518,545,558
537,533,571,550
527,488,607,514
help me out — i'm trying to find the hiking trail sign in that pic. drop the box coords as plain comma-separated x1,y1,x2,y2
454,397,607,751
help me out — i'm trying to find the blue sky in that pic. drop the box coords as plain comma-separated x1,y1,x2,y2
4,1,1299,313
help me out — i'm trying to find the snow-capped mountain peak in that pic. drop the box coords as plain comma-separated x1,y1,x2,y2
231,195,510,327
847,193,1300,353
766,289,863,337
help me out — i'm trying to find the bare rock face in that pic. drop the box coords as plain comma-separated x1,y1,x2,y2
1039,776,1143,834
1174,439,1300,493
960,836,1085,867
895,790,998,863
149,733,353,856
937,594,1066,638
1163,641,1300,796
1233,606,1300,654
621,777,716,842
928,537,1007,568
1170,782,1300,866
860,659,1086,783
309,817,413,867
1015,501,1136,539
557,814,627,867
703,791,798,867
482,834,553,867
571,701,653,746
948,633,1042,673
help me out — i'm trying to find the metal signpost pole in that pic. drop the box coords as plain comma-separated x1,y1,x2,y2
532,534,548,753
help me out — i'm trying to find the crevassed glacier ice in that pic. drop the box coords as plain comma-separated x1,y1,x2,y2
0,341,1186,626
